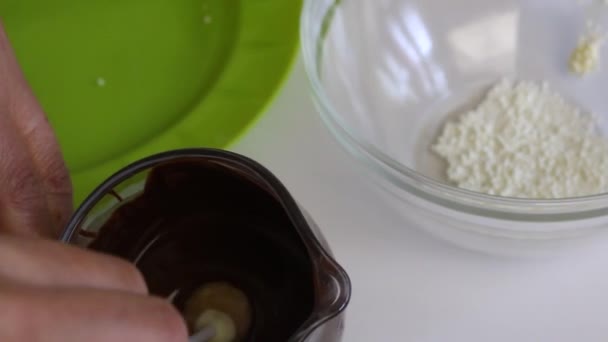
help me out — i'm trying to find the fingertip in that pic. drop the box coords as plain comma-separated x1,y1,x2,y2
114,261,149,295
147,297,190,342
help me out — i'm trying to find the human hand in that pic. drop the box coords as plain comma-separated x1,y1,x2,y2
0,234,188,342
0,21,188,342
0,21,72,238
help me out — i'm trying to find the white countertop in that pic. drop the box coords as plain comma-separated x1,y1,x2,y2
233,57,608,342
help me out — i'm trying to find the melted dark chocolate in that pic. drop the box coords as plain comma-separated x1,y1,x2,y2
90,159,315,341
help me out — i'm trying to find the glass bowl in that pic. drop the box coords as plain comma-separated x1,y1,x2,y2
301,0,608,255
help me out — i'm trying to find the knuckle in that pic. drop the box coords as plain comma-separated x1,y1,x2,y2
30,149,72,196
3,159,37,193
1,161,43,211
8,104,72,198
41,157,72,195
12,100,48,138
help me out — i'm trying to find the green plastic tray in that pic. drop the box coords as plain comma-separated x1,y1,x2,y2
1,0,301,204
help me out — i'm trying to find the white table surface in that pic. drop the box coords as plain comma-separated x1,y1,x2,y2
233,57,608,342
